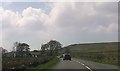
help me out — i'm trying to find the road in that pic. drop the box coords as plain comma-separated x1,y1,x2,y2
52,58,119,71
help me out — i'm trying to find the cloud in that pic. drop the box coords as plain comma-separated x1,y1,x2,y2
17,7,49,31
1,2,118,51
1,8,21,29
48,2,117,33
88,23,118,33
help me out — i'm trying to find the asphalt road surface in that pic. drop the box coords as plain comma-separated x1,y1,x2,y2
53,58,119,71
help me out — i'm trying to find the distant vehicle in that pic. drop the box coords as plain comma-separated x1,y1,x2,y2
63,54,71,60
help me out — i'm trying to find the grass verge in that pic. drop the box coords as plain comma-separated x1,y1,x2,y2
26,57,59,71
37,57,59,69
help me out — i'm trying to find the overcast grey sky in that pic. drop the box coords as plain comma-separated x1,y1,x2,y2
0,2,118,51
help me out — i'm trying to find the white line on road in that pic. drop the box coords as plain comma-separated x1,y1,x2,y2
85,66,92,71
81,63,85,66
72,59,92,71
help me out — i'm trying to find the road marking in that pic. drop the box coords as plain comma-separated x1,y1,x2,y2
81,63,85,66
72,59,92,71
85,66,92,71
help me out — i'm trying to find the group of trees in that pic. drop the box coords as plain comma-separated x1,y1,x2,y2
41,40,62,56
12,42,31,57
2,40,62,70
1,47,8,57
1,48,8,54
2,40,62,58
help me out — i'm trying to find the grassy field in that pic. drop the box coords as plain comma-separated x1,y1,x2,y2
65,42,119,66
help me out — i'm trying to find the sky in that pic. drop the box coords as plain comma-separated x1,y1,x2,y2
0,2,118,51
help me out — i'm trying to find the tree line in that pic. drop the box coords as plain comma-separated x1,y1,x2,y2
2,40,62,58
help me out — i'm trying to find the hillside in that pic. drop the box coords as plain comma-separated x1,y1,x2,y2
65,42,119,66
66,42,118,52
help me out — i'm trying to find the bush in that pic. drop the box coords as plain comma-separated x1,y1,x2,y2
2,56,53,70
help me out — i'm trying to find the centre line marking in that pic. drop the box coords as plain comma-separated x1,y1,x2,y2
72,59,92,71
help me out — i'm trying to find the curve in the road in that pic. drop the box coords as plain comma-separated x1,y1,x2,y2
53,58,118,71
72,59,92,71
